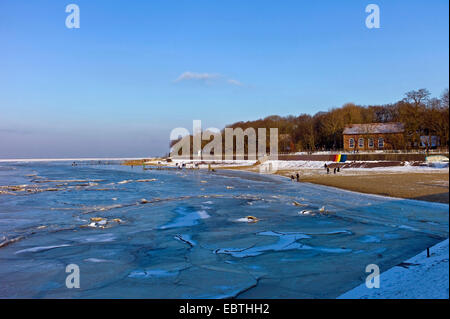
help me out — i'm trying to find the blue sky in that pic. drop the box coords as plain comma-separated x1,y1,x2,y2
0,0,448,158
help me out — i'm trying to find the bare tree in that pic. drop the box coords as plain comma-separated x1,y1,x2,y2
403,89,431,106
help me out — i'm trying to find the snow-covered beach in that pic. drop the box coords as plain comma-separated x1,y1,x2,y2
339,239,449,299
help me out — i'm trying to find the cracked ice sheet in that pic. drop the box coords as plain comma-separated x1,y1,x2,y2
215,231,352,258
0,162,448,298
176,265,260,299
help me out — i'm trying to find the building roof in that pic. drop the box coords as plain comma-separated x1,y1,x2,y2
343,123,404,135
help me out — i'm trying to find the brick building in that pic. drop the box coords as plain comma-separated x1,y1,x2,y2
343,123,405,151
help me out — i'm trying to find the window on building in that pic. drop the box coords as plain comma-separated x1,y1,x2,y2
368,138,374,148
378,138,384,148
358,138,364,148
349,138,355,148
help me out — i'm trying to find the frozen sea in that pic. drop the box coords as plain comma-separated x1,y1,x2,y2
0,161,448,298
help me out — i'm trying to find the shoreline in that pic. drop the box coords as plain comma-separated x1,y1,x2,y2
215,169,450,210
126,157,448,204
7,156,444,204
280,171,449,204
218,168,450,206
213,164,449,204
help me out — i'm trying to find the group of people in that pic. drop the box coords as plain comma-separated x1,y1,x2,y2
290,173,300,182
175,162,187,169
290,163,343,182
175,162,202,170
324,163,341,174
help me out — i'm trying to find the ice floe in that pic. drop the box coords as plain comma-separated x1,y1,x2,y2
15,244,71,254
160,206,211,229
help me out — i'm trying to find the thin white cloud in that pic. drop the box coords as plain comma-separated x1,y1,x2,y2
174,71,221,83
174,72,245,87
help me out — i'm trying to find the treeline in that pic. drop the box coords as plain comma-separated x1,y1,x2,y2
225,88,449,152
170,88,449,156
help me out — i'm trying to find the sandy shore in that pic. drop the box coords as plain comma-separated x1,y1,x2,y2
214,163,449,204
278,170,449,204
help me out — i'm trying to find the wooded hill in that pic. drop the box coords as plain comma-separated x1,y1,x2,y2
170,88,449,155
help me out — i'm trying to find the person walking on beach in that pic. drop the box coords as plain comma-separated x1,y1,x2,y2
296,173,300,182
290,175,295,181
333,167,336,174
